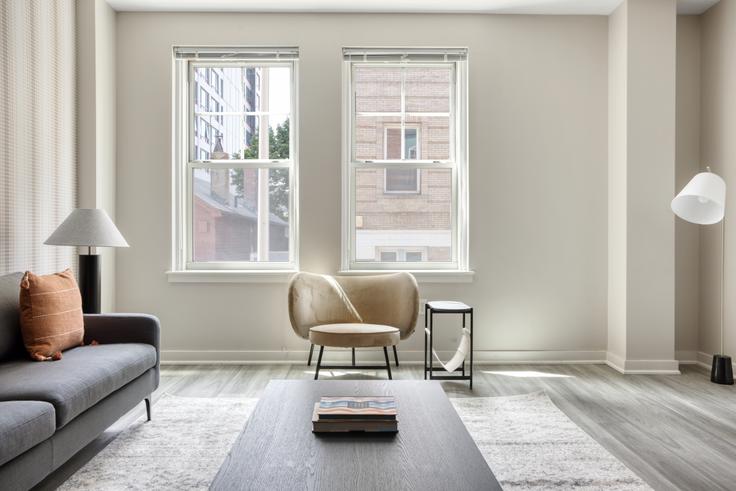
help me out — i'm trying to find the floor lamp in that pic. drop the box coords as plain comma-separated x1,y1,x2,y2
45,209,129,314
672,168,733,385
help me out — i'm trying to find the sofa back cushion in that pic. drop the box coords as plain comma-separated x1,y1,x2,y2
19,269,84,361
0,272,25,361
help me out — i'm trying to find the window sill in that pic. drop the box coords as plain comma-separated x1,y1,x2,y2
338,270,474,284
166,270,297,284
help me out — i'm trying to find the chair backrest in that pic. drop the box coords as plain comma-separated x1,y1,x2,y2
288,271,419,341
0,272,25,361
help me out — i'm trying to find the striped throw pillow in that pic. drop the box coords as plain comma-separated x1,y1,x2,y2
19,269,84,361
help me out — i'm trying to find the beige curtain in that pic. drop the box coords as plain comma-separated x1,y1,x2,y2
0,0,77,275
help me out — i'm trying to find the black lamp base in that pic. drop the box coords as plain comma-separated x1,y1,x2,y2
711,355,734,385
78,254,101,314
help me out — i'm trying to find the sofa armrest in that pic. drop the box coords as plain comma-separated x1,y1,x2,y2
83,314,161,365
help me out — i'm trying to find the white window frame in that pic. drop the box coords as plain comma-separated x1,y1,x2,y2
341,48,469,273
171,47,299,274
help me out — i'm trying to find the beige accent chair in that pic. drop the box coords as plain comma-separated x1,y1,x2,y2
288,272,419,379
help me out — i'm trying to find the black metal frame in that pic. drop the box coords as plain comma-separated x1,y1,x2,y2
308,343,399,368
144,396,152,421
424,303,473,389
313,346,393,380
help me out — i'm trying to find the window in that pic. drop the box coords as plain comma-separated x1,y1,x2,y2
342,48,468,271
173,47,299,271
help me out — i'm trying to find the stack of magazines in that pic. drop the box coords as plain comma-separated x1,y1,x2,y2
312,396,398,433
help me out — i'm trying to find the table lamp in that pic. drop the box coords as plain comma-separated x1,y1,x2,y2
671,167,732,385
45,209,129,313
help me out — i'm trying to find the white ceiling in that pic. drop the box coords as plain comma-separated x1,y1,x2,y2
106,0,720,15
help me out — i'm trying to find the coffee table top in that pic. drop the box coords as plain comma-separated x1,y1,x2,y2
211,380,500,491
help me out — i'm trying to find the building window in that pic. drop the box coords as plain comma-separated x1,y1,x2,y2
342,47,468,271
173,47,299,271
385,169,420,194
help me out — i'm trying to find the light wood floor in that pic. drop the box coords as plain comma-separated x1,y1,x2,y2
37,363,736,490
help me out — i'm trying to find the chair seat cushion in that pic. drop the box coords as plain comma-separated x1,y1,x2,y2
309,323,399,348
0,401,55,466
0,344,156,428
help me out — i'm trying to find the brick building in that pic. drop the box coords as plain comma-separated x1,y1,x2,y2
353,66,453,263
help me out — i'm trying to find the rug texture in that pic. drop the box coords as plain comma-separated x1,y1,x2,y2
59,396,257,491
61,392,651,490
450,392,652,491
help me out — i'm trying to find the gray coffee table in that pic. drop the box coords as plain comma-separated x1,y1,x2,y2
211,380,501,490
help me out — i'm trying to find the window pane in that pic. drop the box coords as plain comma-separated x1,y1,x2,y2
354,66,401,113
194,114,244,159
355,116,400,161
405,115,450,161
405,67,452,113
192,65,292,161
355,167,452,263
192,167,290,262
268,117,290,160
193,66,290,115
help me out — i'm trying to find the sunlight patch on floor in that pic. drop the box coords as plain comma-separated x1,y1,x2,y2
482,370,573,378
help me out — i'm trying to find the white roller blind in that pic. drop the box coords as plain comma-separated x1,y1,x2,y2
0,0,77,276
343,47,468,62
174,46,299,61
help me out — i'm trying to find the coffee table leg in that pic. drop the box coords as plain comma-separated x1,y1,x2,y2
314,346,324,380
383,347,392,380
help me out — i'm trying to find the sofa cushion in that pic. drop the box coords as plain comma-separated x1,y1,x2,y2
0,272,25,362
0,343,156,428
0,400,55,466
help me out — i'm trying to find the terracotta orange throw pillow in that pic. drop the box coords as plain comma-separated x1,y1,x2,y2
19,269,84,361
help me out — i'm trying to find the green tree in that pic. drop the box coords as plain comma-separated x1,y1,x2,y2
230,119,290,221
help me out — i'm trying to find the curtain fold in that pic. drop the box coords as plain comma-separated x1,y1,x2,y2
0,0,77,275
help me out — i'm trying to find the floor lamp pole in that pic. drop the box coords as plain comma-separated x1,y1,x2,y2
712,216,734,384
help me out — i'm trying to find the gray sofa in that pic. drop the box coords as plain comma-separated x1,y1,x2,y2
0,272,160,491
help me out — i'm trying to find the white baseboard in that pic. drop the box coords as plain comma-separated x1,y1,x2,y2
605,351,681,374
160,349,608,365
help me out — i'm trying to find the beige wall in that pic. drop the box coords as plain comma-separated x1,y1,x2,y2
607,1,629,364
675,15,701,357
115,13,609,362
607,0,678,372
700,0,736,360
77,0,118,312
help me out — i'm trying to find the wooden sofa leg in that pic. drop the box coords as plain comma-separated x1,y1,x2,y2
145,397,152,422
307,343,315,366
314,346,324,380
393,345,399,367
383,347,393,380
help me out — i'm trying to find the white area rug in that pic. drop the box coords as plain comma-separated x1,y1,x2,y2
59,396,257,490
451,392,651,490
61,392,651,490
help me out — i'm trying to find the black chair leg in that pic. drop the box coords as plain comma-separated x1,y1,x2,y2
383,347,392,380
352,347,356,367
307,343,314,366
314,346,324,380
144,397,151,422
392,345,399,367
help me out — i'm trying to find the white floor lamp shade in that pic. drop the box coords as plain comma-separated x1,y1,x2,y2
672,169,732,385
671,171,726,225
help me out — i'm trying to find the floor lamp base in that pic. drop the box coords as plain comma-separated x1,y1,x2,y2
711,355,734,385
